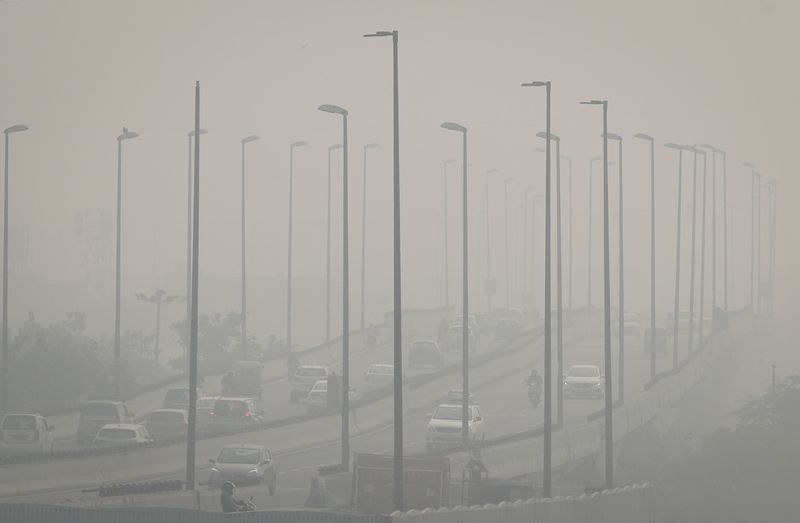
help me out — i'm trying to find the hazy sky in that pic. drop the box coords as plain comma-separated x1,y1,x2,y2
0,0,797,349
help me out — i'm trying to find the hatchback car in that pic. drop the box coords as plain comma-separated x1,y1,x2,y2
425,403,486,451
92,423,153,448
290,365,329,403
162,387,207,410
409,340,444,369
146,409,188,440
208,444,277,495
209,397,262,430
563,365,604,399
0,413,54,455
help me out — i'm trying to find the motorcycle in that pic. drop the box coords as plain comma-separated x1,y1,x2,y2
238,497,256,512
526,379,542,407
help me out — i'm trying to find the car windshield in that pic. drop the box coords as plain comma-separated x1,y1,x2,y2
311,381,327,392
213,400,248,416
368,365,393,375
165,390,190,405
197,398,216,408
97,428,136,439
433,406,472,421
2,415,36,430
295,368,326,378
82,403,119,417
568,367,600,377
218,447,260,464
150,411,184,423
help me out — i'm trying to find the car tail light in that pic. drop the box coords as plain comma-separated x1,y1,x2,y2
244,412,252,418
209,411,215,417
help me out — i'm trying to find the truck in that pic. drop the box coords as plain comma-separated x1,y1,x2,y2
352,453,450,513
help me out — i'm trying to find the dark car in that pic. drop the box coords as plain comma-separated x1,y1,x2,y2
409,340,444,369
493,319,521,342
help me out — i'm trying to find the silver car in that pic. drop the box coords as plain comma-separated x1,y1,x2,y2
563,365,604,399
208,444,277,495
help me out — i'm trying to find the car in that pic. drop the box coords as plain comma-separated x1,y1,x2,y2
208,397,263,430
451,315,480,335
290,365,329,403
563,365,604,399
305,380,359,414
444,325,477,352
623,321,642,338
0,413,55,455
425,403,486,451
77,399,135,446
92,423,153,448
146,409,188,440
208,444,277,495
162,387,207,410
409,340,444,369
493,318,521,342
196,396,218,432
362,364,394,396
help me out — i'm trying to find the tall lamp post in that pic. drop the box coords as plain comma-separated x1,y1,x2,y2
185,128,207,366
700,145,718,320
327,144,343,359
136,290,183,364
440,122,470,450
587,156,604,308
743,163,756,312
686,147,700,355
580,99,614,490
114,126,139,396
443,159,456,308
604,132,624,403
1,124,29,415
240,135,259,359
665,143,686,368
503,177,514,309
286,140,308,357
697,149,708,348
721,149,728,311
634,133,656,380
364,29,404,512
319,104,351,469
361,143,379,332
484,169,499,313
561,154,573,313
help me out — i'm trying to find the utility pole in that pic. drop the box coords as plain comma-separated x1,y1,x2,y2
136,290,183,364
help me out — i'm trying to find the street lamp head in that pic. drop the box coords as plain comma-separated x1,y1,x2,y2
117,127,139,141
699,144,717,153
664,143,684,151
318,104,348,116
591,156,603,162
580,100,605,105
536,131,560,141
444,158,457,166
560,155,572,161
440,122,467,133
743,162,755,169
505,177,514,184
634,133,654,142
328,143,343,152
602,132,622,141
290,140,308,149
188,128,208,137
364,142,379,150
485,168,499,175
364,31,393,38
4,124,29,135
241,135,259,144
521,81,549,87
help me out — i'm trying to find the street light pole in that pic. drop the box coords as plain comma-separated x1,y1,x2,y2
701,145,719,321
587,156,603,308
744,163,756,312
503,178,514,309
186,129,206,366
604,133,624,403
319,104,351,470
665,143,685,368
136,290,183,364
687,147,700,355
1,124,29,416
364,29,404,512
440,122,469,451
114,126,139,397
484,169,499,313
361,143,379,333
240,135,259,360
722,150,728,311
697,149,708,348
634,134,656,380
327,144,343,360
443,159,456,309
562,155,573,313
286,140,308,358
581,99,614,490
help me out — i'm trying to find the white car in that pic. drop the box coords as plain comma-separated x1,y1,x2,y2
305,380,329,413
208,444,277,495
290,365,330,403
92,423,153,448
444,325,477,352
0,413,55,455
362,364,394,396
146,409,188,440
563,365,604,399
425,403,486,451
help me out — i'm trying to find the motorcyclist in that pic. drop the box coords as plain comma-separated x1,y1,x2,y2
526,369,543,388
287,352,300,380
220,481,248,513
221,371,237,397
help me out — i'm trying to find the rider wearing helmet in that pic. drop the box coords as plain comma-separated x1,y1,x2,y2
526,369,543,388
220,481,248,513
